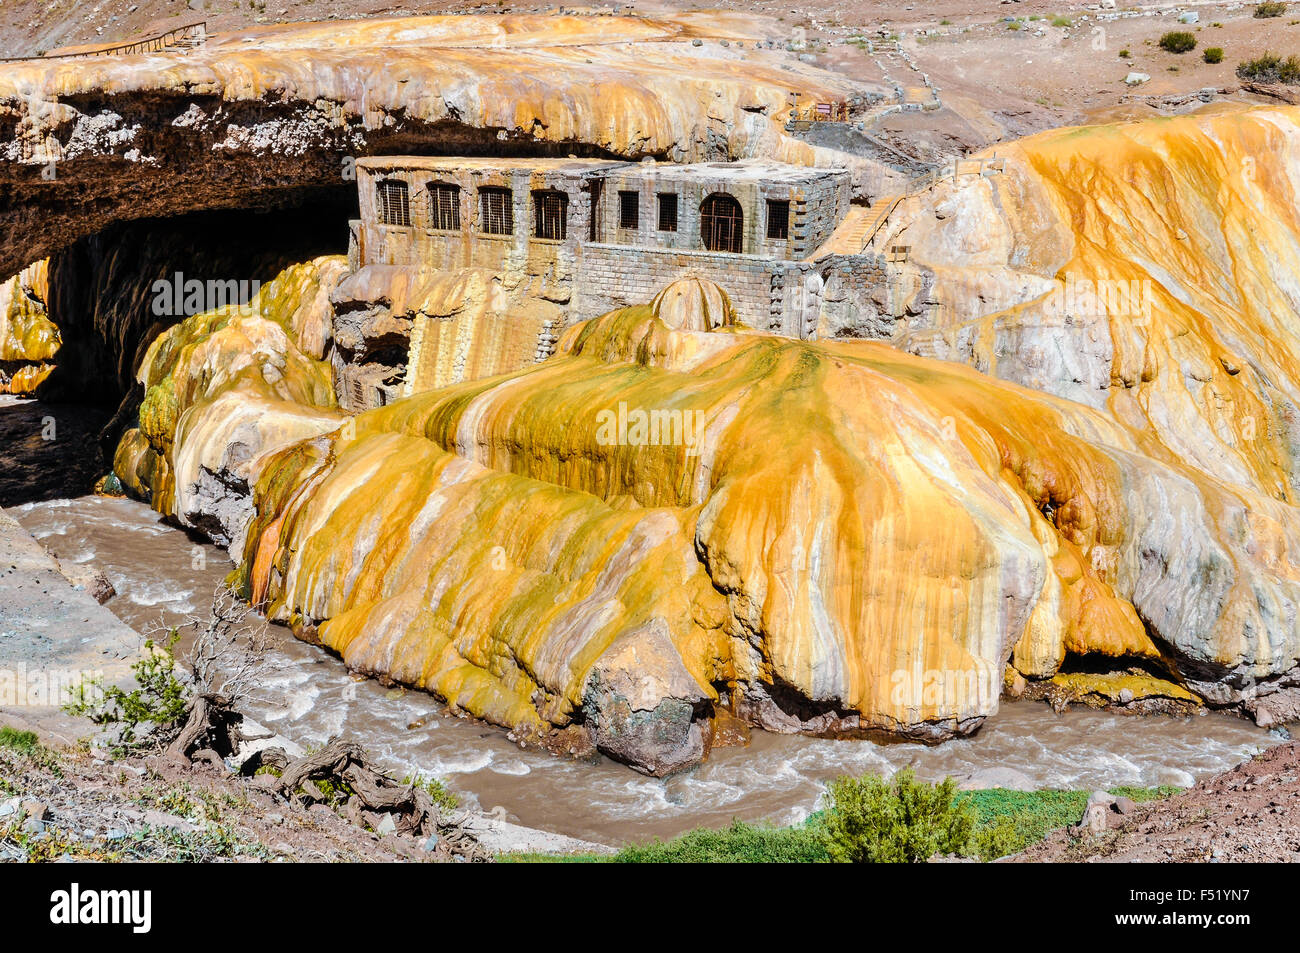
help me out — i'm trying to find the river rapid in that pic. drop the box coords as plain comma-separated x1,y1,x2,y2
14,493,1279,845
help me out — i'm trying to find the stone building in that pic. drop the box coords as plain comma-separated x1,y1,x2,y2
336,155,924,409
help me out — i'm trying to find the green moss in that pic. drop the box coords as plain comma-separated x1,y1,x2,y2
613,819,829,863
0,726,41,754
1050,670,1199,703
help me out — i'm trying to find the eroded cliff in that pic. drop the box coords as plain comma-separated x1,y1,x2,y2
0,12,882,281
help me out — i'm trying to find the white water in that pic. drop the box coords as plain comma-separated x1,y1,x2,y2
14,494,1280,845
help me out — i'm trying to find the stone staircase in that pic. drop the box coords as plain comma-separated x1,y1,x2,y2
847,195,904,251
814,195,905,257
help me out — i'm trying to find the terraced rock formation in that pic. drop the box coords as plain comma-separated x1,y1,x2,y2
108,103,1300,769
15,16,1300,773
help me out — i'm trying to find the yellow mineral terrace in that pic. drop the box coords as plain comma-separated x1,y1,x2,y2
110,105,1300,774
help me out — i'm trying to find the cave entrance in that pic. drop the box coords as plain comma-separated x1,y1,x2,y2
28,186,358,476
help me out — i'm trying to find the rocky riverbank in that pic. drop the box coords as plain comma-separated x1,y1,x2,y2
1020,740,1300,863
0,707,612,863
0,504,137,690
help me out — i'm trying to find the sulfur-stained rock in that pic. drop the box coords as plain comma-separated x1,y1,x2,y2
0,260,57,395
108,105,1300,772
583,622,711,776
116,256,346,547
649,277,738,332
884,106,1300,703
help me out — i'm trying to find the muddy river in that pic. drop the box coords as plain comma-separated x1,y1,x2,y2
12,493,1280,845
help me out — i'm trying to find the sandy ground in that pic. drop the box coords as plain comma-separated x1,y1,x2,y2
0,507,139,691
1020,740,1300,862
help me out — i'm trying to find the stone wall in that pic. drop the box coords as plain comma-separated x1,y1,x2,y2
574,243,779,329
356,161,602,309
575,243,904,340
592,162,850,260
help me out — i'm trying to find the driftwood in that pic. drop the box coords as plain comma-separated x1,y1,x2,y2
239,737,489,861
165,692,244,763
158,588,490,860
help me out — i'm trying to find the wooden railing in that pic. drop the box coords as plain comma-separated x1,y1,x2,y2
787,95,852,126
0,20,206,63
908,155,1005,192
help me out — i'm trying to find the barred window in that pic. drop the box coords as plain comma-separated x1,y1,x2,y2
766,199,790,240
700,192,743,253
428,182,461,230
376,180,411,227
618,190,639,230
657,193,678,232
532,190,568,241
479,186,513,235
588,180,603,241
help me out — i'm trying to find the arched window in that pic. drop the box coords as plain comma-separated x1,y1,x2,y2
376,180,411,227
428,181,461,230
700,193,743,253
532,190,568,240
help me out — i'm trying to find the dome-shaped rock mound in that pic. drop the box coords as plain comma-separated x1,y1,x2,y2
650,277,737,332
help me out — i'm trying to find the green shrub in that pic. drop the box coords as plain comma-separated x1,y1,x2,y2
1159,31,1197,53
1204,47,1225,63
1238,51,1300,83
1119,48,1132,58
1052,15,1073,27
402,773,460,812
1255,2,1288,18
64,631,188,749
821,769,977,863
